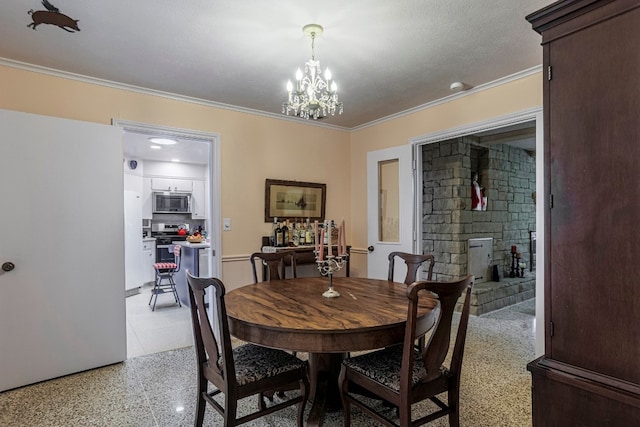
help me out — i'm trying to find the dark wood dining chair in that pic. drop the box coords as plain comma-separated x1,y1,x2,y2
250,251,297,283
388,251,435,350
186,271,309,427
250,251,300,362
388,251,435,284
339,275,474,427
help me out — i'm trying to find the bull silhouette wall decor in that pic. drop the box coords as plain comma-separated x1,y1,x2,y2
28,0,80,33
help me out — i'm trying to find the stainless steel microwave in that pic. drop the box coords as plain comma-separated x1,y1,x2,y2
153,192,191,214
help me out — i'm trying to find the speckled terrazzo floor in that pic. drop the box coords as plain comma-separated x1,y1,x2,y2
0,299,536,426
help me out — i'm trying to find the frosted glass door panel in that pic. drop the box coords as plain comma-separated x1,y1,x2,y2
378,159,400,242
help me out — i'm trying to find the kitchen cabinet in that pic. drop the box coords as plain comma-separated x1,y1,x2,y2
142,177,153,219
191,179,207,219
151,177,192,192
527,1,640,425
142,239,156,284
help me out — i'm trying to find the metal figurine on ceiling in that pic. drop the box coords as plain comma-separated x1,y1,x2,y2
28,0,80,33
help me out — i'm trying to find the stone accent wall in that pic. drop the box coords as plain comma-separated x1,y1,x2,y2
422,138,536,280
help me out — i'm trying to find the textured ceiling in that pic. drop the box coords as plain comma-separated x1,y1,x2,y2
1,0,549,130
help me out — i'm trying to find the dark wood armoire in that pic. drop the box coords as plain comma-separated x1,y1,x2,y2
526,0,640,425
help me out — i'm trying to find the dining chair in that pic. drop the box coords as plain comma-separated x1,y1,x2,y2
149,244,182,311
339,275,474,427
250,251,300,363
250,251,297,283
388,251,435,284
186,271,309,427
388,251,436,350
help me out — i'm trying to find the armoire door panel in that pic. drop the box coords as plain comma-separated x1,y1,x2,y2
547,5,640,383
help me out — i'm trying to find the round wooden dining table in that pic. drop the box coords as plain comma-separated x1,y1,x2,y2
225,276,440,427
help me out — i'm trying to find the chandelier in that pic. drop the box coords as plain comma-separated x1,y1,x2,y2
282,24,343,120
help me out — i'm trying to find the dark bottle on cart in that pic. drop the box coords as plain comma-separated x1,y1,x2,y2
272,217,279,246
280,220,289,247
275,221,283,247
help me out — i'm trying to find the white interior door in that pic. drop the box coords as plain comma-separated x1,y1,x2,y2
0,109,126,392
367,145,414,280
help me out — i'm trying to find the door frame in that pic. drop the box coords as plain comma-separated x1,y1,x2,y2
409,107,544,355
112,119,222,325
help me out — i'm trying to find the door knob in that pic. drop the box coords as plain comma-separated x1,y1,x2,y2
367,246,374,252
2,262,15,272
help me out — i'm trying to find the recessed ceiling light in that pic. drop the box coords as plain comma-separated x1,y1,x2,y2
171,159,180,162
148,137,177,145
150,145,161,150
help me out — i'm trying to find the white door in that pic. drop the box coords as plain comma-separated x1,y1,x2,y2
367,145,414,280
0,109,126,392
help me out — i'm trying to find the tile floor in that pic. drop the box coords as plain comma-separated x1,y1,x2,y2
126,283,194,359
1,297,536,426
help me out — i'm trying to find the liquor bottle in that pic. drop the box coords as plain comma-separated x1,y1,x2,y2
323,221,329,244
292,222,299,246
281,220,289,247
305,218,313,245
288,219,294,244
299,220,306,246
272,217,278,246
275,221,283,247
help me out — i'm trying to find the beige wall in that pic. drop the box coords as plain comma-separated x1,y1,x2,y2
0,64,541,286
0,65,350,289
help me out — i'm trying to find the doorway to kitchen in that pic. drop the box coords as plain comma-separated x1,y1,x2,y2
116,119,221,358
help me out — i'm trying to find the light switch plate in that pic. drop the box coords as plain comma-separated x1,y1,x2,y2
223,218,231,231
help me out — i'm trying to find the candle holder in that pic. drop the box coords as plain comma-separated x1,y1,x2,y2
518,262,526,278
510,252,518,278
315,250,349,298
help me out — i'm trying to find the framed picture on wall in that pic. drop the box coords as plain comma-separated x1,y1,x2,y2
265,179,326,222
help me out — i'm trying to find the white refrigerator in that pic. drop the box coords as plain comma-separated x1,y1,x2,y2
124,191,144,292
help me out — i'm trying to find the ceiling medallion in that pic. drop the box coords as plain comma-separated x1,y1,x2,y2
282,24,343,120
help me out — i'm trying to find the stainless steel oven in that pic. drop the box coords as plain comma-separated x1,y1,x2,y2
156,244,176,263
152,226,187,262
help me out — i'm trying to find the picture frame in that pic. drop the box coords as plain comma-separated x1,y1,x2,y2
265,179,326,222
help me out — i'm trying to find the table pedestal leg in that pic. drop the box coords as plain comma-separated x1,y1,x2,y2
307,352,346,427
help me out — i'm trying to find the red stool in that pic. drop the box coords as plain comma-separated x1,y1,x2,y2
149,245,182,311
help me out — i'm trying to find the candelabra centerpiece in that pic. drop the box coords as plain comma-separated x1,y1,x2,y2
315,251,348,298
314,219,348,298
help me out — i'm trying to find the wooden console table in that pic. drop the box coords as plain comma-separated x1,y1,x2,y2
260,236,351,277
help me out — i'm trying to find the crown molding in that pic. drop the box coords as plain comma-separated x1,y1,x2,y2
0,57,348,132
1,57,540,133
351,65,543,132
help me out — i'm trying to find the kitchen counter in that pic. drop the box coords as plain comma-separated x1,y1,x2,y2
172,240,211,307
172,240,210,249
